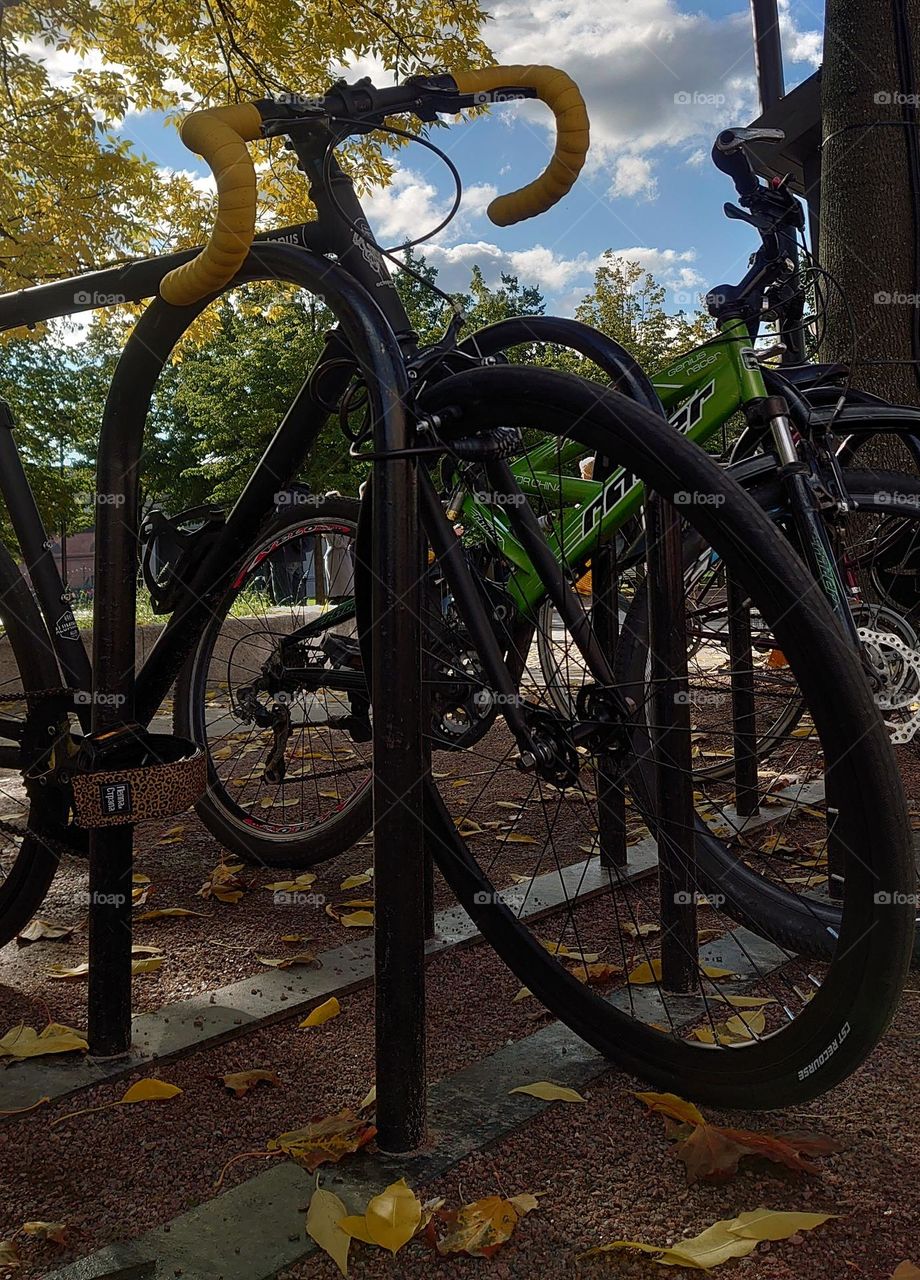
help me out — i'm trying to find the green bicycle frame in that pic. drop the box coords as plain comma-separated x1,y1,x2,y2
457,316,767,615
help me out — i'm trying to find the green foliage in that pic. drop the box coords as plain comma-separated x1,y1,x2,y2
0,253,713,540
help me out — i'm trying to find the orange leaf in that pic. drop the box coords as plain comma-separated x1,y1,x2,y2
268,1108,376,1171
222,1070,282,1097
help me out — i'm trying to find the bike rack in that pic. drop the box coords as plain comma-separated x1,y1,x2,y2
3,244,429,1148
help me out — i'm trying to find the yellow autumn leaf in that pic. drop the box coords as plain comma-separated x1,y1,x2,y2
21,1221,68,1244
621,921,661,939
892,1264,920,1279
121,1079,182,1103
341,899,374,909
307,1187,351,1277
339,1214,376,1246
364,1178,422,1254
47,963,90,981
714,993,778,1009
634,1092,706,1127
0,1240,20,1268
135,908,206,921
257,953,317,969
502,833,539,844
727,1209,836,1241
300,997,341,1028
16,917,77,946
131,957,164,975
265,873,317,891
542,941,600,963
509,1082,586,1103
628,960,734,985
359,1084,377,1110
340,872,373,890
340,910,374,928
0,1023,88,1060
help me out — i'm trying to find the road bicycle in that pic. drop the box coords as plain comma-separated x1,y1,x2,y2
0,68,914,1105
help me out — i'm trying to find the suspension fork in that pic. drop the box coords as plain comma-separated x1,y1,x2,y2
759,400,863,647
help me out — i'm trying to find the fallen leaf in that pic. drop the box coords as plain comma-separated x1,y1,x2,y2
300,997,340,1028
198,862,247,903
341,898,374,909
0,1240,20,1268
135,908,206,921
307,1186,350,1276
364,1178,422,1253
634,1091,706,1127
340,910,374,928
121,1079,182,1103
47,963,90,981
15,918,77,946
132,873,151,885
509,1082,585,1103
892,1264,920,1279
222,1070,282,1097
621,921,661,939
340,871,373,890
339,1214,376,1246
436,1193,537,1257
570,961,622,985
0,1023,87,1060
21,1221,69,1245
627,960,735,985
265,873,317,892
727,1208,836,1240
359,1084,376,1110
269,1109,376,1171
280,934,312,944
692,1009,766,1045
502,833,539,844
131,957,164,975
542,941,600,963
257,953,317,970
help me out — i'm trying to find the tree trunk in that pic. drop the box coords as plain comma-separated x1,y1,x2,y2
820,0,920,409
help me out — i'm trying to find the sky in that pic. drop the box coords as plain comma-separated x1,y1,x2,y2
92,0,824,317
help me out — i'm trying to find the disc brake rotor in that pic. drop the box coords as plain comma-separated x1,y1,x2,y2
858,624,920,744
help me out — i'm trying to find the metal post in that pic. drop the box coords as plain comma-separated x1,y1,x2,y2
591,510,627,869
727,572,760,817
750,0,785,112
87,399,140,1058
646,494,698,994
372,430,426,1152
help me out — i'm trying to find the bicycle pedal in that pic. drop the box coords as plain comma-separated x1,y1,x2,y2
69,727,205,828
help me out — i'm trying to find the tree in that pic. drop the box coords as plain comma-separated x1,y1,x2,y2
573,252,713,374
820,0,920,408
0,0,490,288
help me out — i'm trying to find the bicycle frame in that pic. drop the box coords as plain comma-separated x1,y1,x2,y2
457,316,766,613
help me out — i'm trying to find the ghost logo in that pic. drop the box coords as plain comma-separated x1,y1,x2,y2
352,219,387,277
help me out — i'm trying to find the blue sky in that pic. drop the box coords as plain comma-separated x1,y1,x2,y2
119,0,824,318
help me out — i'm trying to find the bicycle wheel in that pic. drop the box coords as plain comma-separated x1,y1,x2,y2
0,540,70,943
176,495,533,867
174,497,375,867
616,466,920,962
414,365,913,1107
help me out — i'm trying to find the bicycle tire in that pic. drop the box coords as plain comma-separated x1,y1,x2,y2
0,539,68,944
415,366,913,1107
618,467,920,965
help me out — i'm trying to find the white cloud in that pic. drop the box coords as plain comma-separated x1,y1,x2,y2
685,147,707,167
610,155,658,201
483,0,822,180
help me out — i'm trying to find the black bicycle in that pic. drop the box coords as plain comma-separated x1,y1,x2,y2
0,67,913,1106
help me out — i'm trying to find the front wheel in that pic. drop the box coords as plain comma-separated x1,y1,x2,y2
417,366,913,1107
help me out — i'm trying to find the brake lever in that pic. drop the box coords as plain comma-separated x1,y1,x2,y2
724,201,776,232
